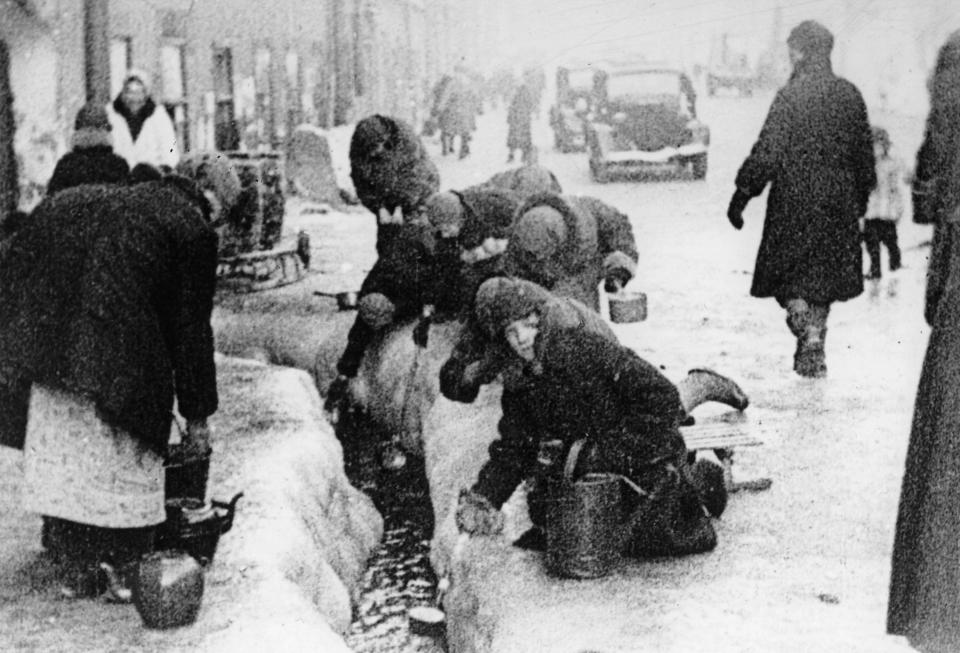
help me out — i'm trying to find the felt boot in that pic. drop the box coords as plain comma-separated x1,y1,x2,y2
677,368,750,414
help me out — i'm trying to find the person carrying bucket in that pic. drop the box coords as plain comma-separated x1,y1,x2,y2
454,277,732,559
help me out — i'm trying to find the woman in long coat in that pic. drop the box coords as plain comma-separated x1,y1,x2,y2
0,177,220,597
887,29,960,653
727,21,875,377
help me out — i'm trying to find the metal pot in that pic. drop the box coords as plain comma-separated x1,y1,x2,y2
608,290,648,324
314,290,359,311
132,549,205,629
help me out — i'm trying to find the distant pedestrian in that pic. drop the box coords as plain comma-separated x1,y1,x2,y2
862,126,905,279
506,84,536,164
46,103,129,196
106,70,180,170
887,29,960,653
436,71,478,159
726,20,876,378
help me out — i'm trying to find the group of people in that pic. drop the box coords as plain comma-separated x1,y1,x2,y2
333,100,753,560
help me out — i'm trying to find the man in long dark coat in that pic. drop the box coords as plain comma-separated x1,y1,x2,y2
726,20,876,377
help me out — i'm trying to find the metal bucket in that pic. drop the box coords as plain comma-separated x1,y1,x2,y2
545,441,623,579
164,446,211,502
609,290,648,324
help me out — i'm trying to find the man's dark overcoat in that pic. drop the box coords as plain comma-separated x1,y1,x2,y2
735,56,876,305
0,181,219,453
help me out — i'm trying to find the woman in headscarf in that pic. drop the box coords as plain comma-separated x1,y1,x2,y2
106,70,180,170
887,29,960,653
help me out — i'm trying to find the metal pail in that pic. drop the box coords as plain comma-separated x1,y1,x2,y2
545,440,623,579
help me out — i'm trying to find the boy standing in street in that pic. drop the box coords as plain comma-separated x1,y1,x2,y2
863,126,905,280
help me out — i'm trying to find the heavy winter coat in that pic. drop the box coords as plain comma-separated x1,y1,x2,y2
107,95,180,170
46,139,129,196
335,189,521,378
471,327,684,510
735,55,875,305
0,181,219,453
349,114,441,255
888,30,960,653
503,193,638,309
481,164,563,199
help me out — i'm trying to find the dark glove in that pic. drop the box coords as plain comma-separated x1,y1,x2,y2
412,314,432,348
455,489,504,535
604,268,631,294
727,189,750,230
324,374,351,415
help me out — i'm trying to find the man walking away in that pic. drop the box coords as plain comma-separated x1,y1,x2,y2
726,20,876,378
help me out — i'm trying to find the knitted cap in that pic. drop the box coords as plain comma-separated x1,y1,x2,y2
358,293,396,330
74,103,111,131
474,277,552,339
511,205,568,260
787,20,833,57
423,191,465,232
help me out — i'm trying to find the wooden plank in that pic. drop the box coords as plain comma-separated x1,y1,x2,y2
680,411,765,451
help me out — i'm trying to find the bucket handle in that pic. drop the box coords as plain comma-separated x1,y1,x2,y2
562,439,588,483
563,438,650,498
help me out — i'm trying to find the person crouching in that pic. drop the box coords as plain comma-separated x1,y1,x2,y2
454,278,721,557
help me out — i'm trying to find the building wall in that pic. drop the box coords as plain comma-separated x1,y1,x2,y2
2,0,477,210
1,0,85,211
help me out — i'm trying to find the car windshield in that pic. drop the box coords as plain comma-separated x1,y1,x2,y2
606,71,679,103
567,68,594,91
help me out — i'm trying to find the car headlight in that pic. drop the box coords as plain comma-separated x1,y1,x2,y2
612,112,627,123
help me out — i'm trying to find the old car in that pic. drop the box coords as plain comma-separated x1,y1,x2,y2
549,64,595,152
585,64,709,182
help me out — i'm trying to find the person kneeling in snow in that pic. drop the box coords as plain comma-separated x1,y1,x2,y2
454,277,739,556
324,188,519,416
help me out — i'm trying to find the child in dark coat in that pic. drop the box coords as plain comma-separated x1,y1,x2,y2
454,278,723,557
863,126,905,279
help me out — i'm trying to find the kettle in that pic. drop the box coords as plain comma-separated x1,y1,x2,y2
131,549,205,629
158,492,243,565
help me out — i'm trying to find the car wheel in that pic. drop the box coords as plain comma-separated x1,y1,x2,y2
691,153,708,180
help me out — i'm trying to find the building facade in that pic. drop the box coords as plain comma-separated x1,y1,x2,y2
1,0,494,220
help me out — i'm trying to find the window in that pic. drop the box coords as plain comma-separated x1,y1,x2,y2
109,37,132,98
254,47,275,148
212,47,238,151
161,42,189,151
